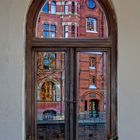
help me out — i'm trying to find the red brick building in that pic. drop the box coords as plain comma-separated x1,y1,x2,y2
36,0,107,121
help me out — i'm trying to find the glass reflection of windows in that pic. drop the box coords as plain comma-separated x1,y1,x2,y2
89,57,96,69
86,18,97,33
51,1,56,14
71,24,75,38
43,53,56,70
87,0,96,9
72,2,75,14
43,24,56,38
40,81,61,102
64,25,69,38
42,2,49,13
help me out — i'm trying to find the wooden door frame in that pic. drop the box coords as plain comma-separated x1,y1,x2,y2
25,0,118,139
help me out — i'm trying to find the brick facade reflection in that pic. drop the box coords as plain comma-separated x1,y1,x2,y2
36,0,107,38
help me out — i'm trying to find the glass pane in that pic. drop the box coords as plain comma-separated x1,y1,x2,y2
42,2,49,13
36,52,65,140
77,52,108,140
51,2,56,14
36,0,108,39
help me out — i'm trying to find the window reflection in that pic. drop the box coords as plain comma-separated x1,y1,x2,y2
77,52,107,140
43,24,56,38
37,52,65,121
42,2,49,13
86,18,97,33
72,2,75,14
64,25,68,38
36,0,108,39
51,1,56,14
36,52,65,139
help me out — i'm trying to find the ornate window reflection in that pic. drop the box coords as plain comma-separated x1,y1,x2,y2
86,18,97,33
39,80,61,102
36,0,108,39
51,1,56,14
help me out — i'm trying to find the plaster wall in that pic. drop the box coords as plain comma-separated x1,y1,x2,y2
0,0,140,140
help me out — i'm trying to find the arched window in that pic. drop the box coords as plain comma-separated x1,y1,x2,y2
51,1,56,14
43,23,49,38
26,0,117,140
43,23,56,38
64,25,68,38
42,2,49,13
64,1,68,14
72,1,75,14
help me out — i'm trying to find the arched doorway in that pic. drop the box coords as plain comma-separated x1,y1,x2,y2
26,0,117,139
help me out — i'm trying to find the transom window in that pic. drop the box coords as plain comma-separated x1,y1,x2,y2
72,2,75,14
36,0,107,39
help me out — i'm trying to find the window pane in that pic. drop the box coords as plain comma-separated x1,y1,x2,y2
43,31,49,38
36,52,65,140
72,2,75,14
50,25,56,31
36,0,108,39
77,52,108,140
50,32,56,38
86,18,97,32
64,2,68,14
51,1,56,14
42,2,49,13
43,24,49,30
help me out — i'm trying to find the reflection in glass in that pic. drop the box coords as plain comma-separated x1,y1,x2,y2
36,0,108,39
64,1,68,14
71,2,75,14
42,2,49,13
36,52,65,140
86,18,97,33
77,52,108,140
87,0,96,9
51,1,56,14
